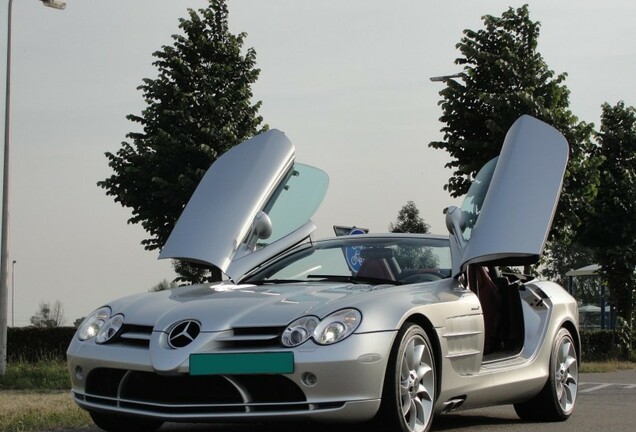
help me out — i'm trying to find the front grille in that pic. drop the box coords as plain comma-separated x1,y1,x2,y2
113,324,153,347
215,326,286,349
232,326,285,337
110,324,286,349
82,368,316,416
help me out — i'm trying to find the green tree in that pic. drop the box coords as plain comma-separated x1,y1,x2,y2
389,201,437,269
389,201,430,234
579,101,636,330
429,4,598,273
540,242,595,288
30,301,66,328
98,0,266,283
150,279,178,292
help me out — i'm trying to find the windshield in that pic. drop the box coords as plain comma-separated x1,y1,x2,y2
245,236,451,285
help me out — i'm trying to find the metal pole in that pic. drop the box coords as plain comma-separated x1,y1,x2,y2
600,284,606,330
0,0,66,376
0,0,14,376
11,260,15,327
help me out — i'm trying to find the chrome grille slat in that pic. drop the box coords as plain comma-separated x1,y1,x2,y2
119,332,151,341
79,392,315,409
216,334,279,341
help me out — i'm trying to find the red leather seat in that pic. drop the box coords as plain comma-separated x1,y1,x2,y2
357,258,396,281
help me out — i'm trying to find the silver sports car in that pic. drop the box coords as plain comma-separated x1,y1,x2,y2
68,115,579,432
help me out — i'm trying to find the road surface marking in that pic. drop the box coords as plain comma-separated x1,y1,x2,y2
580,383,613,393
580,382,636,393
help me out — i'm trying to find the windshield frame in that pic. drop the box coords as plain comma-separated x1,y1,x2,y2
242,234,451,286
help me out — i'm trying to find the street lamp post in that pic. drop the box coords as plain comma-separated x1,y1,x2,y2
11,260,15,327
0,0,67,376
429,72,464,82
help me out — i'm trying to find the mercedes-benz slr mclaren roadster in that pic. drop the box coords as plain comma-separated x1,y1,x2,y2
68,115,579,432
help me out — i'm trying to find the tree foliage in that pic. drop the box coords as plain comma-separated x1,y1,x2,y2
540,242,595,288
30,301,66,328
429,5,597,243
389,202,436,269
98,0,266,283
578,101,636,327
389,201,430,234
150,279,178,292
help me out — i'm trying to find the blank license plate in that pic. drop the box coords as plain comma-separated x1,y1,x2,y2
189,352,294,375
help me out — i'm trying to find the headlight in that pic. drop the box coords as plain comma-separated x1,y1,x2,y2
96,314,124,344
77,307,111,341
281,316,319,347
314,309,361,345
281,309,362,347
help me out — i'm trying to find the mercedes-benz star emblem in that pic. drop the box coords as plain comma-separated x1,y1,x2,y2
168,320,201,349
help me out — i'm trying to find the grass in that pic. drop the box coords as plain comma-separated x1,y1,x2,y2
0,360,92,431
580,360,636,373
0,390,91,432
0,360,70,391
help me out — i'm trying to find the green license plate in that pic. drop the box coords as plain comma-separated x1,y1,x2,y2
189,352,294,375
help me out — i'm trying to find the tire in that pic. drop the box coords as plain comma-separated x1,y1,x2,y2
514,327,578,422
378,323,436,432
89,411,163,432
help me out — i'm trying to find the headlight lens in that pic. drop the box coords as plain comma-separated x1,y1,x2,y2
281,309,362,347
281,316,319,347
77,307,111,341
314,309,362,345
96,314,124,344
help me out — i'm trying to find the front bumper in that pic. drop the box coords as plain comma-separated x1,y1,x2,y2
67,331,396,423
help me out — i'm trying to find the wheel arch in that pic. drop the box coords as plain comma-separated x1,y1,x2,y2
400,313,443,401
560,319,581,361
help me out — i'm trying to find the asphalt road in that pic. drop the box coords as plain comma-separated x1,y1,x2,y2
72,370,636,432
430,370,636,432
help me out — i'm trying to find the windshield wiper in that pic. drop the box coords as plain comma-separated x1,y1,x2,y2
306,274,402,286
248,279,307,285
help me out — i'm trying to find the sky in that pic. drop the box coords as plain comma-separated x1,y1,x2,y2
1,0,635,326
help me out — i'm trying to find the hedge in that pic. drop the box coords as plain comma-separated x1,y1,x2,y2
580,329,635,361
7,327,76,363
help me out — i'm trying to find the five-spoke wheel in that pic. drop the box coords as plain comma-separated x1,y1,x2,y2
380,323,436,432
514,327,578,421
554,330,578,413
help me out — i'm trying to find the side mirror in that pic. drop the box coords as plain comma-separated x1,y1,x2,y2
252,211,272,240
444,206,466,249
241,211,272,253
